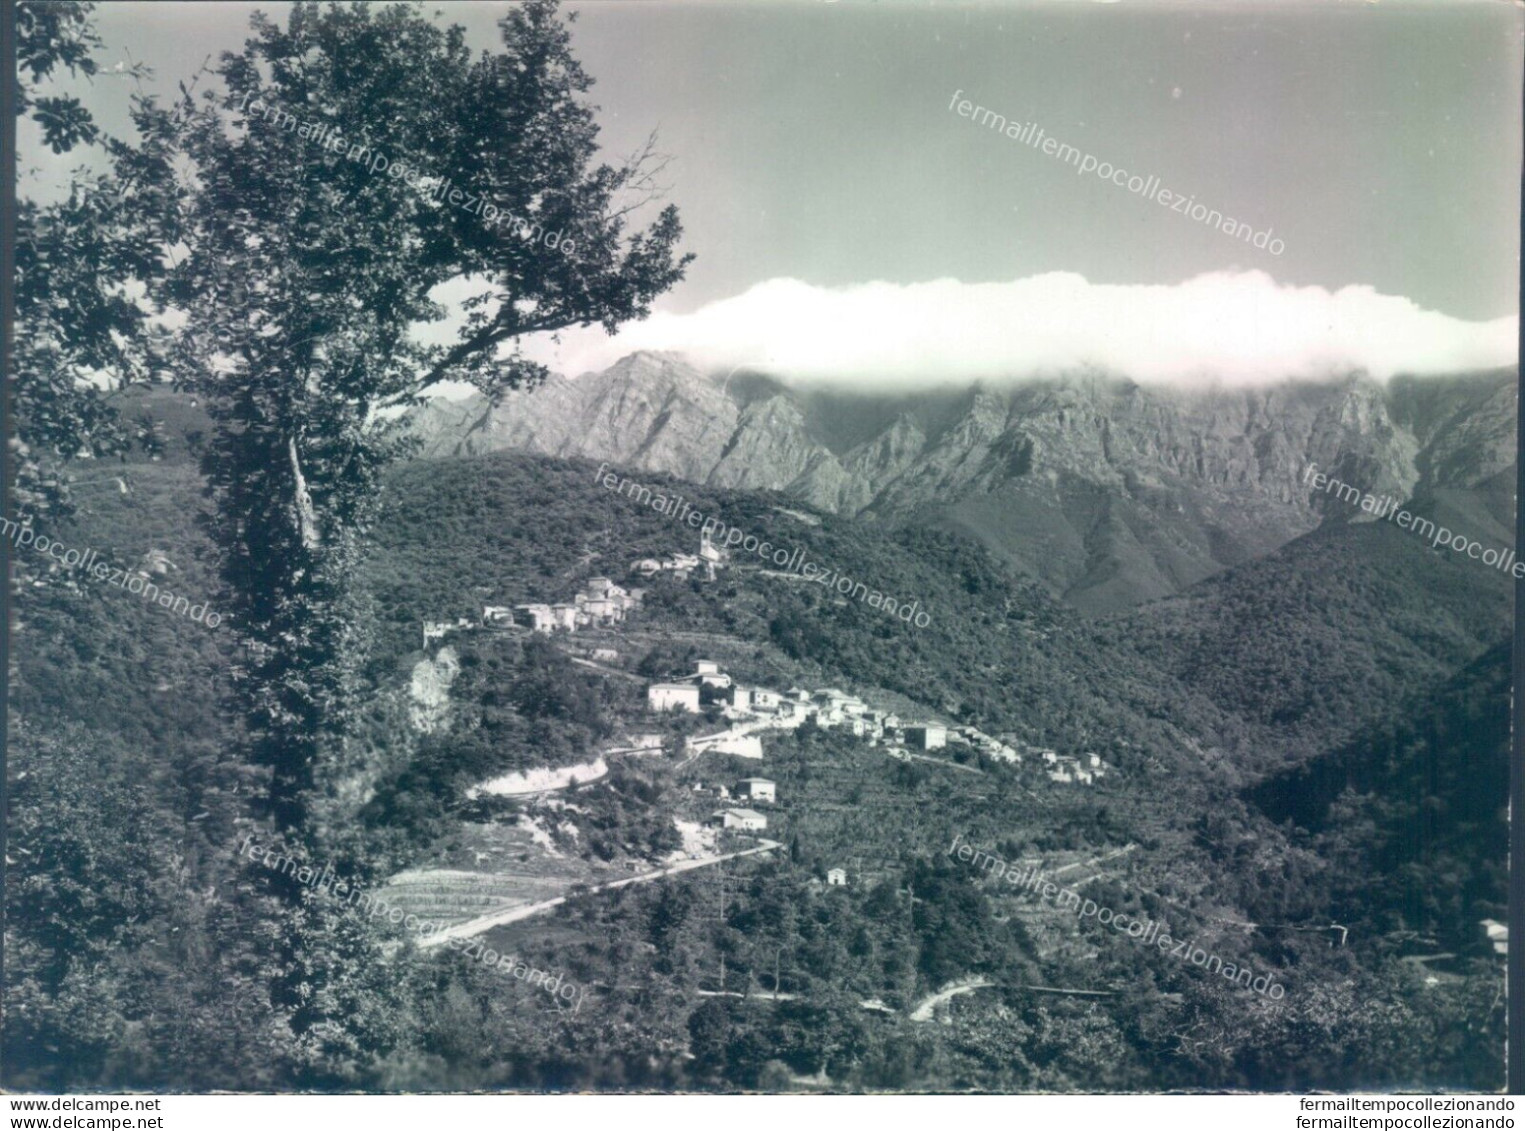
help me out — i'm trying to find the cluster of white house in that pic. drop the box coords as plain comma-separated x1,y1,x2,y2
425,532,731,647
423,576,645,647
1037,748,1107,784
630,529,728,582
701,777,776,832
647,662,951,749
949,725,1022,764
650,660,1110,786
494,576,644,636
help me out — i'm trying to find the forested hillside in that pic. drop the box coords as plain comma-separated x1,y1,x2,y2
5,446,1507,1091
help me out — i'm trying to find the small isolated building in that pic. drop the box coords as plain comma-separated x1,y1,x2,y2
648,683,701,714
904,724,947,751
736,778,776,803
591,648,620,662
712,808,768,832
422,617,476,647
696,659,722,676
482,605,514,626
1483,919,1509,958
826,867,848,887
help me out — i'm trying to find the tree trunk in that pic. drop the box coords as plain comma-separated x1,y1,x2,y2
288,434,320,552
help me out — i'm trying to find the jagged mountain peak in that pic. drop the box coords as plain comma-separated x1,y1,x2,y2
408,351,1515,613
586,349,700,380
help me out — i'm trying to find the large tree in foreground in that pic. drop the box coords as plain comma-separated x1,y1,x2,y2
171,0,691,832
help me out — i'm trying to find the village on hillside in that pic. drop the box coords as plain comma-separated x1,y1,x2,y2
417,529,1113,807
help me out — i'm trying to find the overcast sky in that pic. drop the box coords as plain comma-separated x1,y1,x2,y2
27,0,1522,386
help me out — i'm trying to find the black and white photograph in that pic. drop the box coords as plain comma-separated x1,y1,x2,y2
3,0,1522,1102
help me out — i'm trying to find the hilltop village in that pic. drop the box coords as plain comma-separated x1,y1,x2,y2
416,529,1111,800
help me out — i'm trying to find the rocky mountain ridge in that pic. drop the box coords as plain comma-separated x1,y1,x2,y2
410,352,1517,612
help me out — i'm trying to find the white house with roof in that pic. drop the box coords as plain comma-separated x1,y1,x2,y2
751,688,782,711
665,552,702,578
514,604,555,634
1050,755,1093,784
422,617,474,647
582,596,622,623
648,683,701,713
904,724,947,751
712,808,768,831
698,529,727,579
736,778,776,803
1483,919,1508,957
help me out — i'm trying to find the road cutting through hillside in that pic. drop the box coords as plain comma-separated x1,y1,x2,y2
908,977,996,1021
416,837,782,948
565,655,646,683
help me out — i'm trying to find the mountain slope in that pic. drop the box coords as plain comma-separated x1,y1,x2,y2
409,354,1516,613
1247,642,1509,953
1106,490,1512,778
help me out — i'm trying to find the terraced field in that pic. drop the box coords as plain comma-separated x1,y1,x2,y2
381,820,612,928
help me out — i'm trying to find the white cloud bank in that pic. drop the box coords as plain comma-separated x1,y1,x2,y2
518,271,1516,390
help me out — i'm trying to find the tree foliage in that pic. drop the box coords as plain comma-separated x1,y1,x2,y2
13,1,181,518
168,0,691,830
